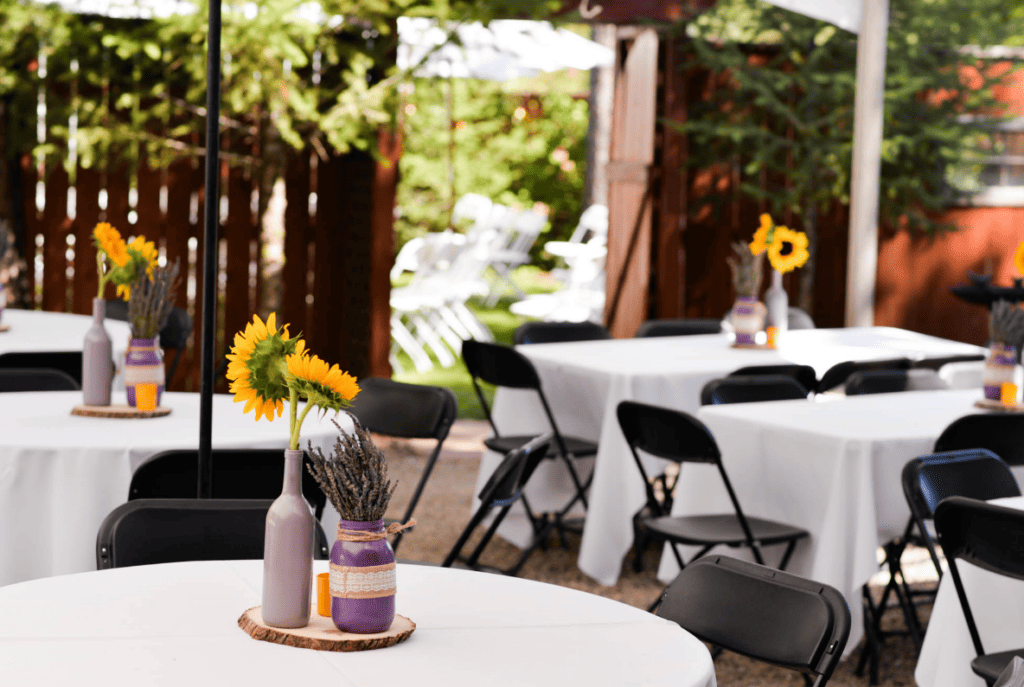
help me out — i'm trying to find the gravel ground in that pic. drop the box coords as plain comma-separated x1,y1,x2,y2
376,421,932,687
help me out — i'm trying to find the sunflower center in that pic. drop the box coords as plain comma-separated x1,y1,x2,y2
780,241,793,256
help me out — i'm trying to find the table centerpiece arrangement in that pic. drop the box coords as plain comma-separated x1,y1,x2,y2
85,223,158,406
749,214,810,346
226,313,361,629
123,259,181,409
980,299,1024,408
727,239,765,346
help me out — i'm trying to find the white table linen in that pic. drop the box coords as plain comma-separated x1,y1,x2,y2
663,388,1024,658
475,327,987,587
0,559,717,687
916,495,1024,687
0,391,347,587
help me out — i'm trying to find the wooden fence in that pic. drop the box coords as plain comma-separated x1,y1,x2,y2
16,136,395,392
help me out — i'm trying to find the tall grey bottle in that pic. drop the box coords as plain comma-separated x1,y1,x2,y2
82,297,113,405
262,449,314,628
764,269,789,336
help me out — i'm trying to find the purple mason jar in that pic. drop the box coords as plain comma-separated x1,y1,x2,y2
330,519,396,633
983,343,1017,401
123,338,165,407
732,296,765,346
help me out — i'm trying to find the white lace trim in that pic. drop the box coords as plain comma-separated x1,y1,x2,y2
331,567,396,596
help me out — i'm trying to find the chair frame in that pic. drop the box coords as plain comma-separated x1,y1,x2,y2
513,320,611,345
700,374,809,406
0,367,80,392
934,495,1024,686
729,364,818,396
634,318,722,338
816,357,913,394
657,556,851,687
0,351,85,387
934,413,1024,467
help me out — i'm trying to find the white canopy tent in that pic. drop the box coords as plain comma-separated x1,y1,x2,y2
759,0,888,327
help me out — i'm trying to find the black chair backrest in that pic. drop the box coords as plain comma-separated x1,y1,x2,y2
903,449,1021,522
129,449,328,520
462,340,541,390
635,318,722,338
935,414,1024,466
816,357,913,393
730,364,818,394
346,377,456,441
700,374,808,406
478,433,551,507
0,367,80,391
617,400,719,465
788,307,816,330
657,556,851,687
97,498,329,569
845,369,909,395
514,320,611,345
0,351,83,387
912,353,985,371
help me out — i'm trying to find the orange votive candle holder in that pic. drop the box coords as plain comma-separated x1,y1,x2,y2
317,572,331,617
135,383,158,411
766,326,778,349
1001,382,1018,406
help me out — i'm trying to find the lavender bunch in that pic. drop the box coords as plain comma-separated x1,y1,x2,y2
990,300,1024,360
306,417,397,521
128,260,181,339
726,240,763,298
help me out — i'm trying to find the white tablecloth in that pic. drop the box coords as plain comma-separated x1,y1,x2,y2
662,388,1024,658
0,560,717,687
0,391,347,587
476,327,987,587
916,495,1024,687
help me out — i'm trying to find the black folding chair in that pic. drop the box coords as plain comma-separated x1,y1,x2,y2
816,357,913,394
657,556,851,687
513,320,611,345
858,445,1022,683
730,364,818,395
462,340,596,546
788,306,817,330
934,496,1024,686
935,414,1024,466
700,374,809,406
442,433,552,576
96,498,330,569
634,318,722,338
129,449,328,521
0,351,83,387
345,377,457,551
617,400,808,610
844,368,947,395
911,354,986,371
0,367,80,391
106,300,192,385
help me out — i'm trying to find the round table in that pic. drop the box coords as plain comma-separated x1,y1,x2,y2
0,559,718,687
0,391,347,587
0,308,132,355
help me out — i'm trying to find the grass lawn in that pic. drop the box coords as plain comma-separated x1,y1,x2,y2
391,266,563,420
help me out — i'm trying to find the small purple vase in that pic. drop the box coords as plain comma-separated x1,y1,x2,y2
124,337,165,407
732,296,765,346
330,519,396,634
984,343,1017,401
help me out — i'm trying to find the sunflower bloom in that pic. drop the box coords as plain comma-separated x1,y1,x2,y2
128,236,159,277
225,313,302,422
287,352,360,408
94,222,130,267
1015,242,1024,275
767,226,810,273
749,214,773,256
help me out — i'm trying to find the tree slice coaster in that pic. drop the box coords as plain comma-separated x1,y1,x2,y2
0,324,9,332
975,398,1024,413
731,342,773,350
71,404,172,419
238,606,415,652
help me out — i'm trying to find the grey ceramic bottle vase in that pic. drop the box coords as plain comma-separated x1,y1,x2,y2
262,449,314,628
82,297,113,406
764,269,789,336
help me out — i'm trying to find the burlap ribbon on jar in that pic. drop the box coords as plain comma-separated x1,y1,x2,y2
329,520,415,600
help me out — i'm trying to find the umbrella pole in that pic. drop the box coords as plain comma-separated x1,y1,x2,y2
198,0,223,499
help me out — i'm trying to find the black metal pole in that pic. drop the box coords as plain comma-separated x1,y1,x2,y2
198,0,222,499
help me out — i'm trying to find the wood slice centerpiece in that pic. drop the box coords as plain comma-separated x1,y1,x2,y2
71,404,172,419
730,342,773,350
975,398,1024,413
0,323,10,332
238,606,414,652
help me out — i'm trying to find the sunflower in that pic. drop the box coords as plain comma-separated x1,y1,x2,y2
226,313,302,422
767,226,810,273
1015,242,1024,275
287,352,360,410
749,214,773,256
115,236,161,300
94,222,130,267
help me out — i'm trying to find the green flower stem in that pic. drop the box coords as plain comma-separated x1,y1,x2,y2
96,252,109,299
291,400,316,451
288,387,299,450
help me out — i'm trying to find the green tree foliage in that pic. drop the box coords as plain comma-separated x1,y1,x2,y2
396,77,589,264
